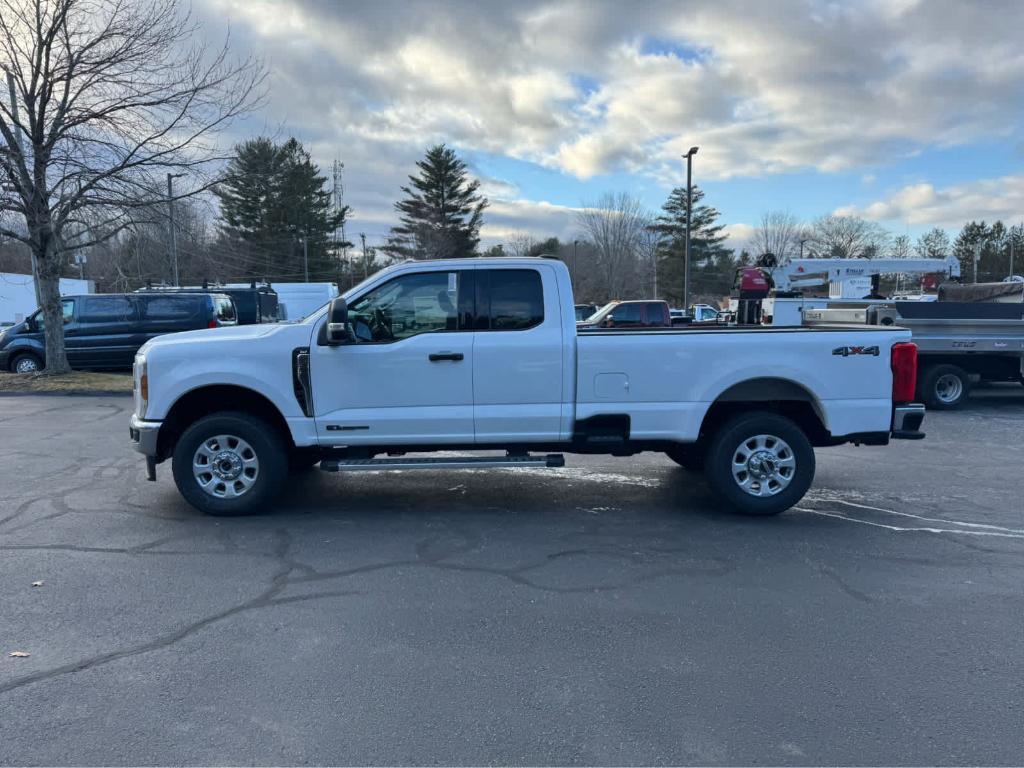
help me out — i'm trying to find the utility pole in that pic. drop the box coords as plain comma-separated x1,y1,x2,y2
682,147,699,310
572,239,578,287
6,70,40,305
301,232,309,282
360,233,368,280
973,241,981,283
166,173,184,285
799,238,808,260
1011,224,1019,280
6,71,22,152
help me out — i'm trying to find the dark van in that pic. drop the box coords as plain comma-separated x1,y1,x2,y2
137,283,278,325
0,292,236,373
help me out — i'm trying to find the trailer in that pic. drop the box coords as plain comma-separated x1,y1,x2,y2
803,301,1024,409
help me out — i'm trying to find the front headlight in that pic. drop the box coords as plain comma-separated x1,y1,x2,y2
133,353,148,418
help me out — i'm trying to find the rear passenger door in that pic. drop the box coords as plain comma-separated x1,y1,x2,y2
74,296,139,369
472,266,565,443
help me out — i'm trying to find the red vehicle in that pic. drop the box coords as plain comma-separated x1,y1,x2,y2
577,300,672,328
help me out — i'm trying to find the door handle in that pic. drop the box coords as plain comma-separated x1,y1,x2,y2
429,352,464,362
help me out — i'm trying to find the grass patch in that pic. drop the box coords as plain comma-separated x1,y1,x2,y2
0,370,132,394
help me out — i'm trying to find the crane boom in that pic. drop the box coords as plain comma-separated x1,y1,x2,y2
769,256,960,292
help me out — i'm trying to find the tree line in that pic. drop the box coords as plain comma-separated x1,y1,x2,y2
2,0,1021,374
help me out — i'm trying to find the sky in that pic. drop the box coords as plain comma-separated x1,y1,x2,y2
193,0,1024,252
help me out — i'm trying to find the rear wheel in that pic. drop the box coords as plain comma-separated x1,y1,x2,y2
918,364,970,410
704,411,815,516
10,352,43,373
172,412,287,516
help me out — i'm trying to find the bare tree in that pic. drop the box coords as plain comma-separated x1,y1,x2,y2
0,0,263,373
890,234,912,259
505,232,536,259
808,215,891,259
753,210,804,262
575,192,650,299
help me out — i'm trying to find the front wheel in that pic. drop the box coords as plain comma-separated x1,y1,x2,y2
10,352,43,373
171,412,288,516
704,411,815,516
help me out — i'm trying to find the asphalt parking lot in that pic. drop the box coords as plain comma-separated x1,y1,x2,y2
1,391,1022,765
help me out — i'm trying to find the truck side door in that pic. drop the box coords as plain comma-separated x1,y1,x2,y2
310,268,476,445
472,266,564,442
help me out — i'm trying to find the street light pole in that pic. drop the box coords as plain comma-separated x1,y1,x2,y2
682,146,699,311
166,173,184,286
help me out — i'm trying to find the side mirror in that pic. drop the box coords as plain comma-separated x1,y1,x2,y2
324,297,349,346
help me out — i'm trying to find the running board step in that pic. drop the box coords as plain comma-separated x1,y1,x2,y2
319,454,565,472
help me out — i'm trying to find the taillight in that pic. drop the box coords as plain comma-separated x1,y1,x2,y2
208,319,218,329
891,342,917,403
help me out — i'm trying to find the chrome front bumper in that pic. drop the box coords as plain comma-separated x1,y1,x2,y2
892,403,926,440
129,414,162,457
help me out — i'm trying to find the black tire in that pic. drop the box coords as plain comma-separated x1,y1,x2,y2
665,443,705,471
171,411,288,516
918,364,970,410
10,352,43,373
704,411,815,516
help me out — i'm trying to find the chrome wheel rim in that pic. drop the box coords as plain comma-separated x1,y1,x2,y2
15,357,39,373
934,373,963,404
193,434,259,498
731,434,796,497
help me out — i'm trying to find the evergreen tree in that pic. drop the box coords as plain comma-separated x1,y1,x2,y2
953,221,1007,281
527,237,561,257
650,186,731,305
383,145,488,260
215,137,349,280
914,227,952,258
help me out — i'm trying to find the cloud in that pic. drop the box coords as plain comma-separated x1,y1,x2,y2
722,223,755,248
834,175,1024,227
192,0,1024,240
479,199,580,244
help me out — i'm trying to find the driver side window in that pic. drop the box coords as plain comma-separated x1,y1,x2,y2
33,299,75,329
347,271,463,343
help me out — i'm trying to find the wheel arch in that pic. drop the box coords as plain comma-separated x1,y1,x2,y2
698,377,831,446
157,384,295,460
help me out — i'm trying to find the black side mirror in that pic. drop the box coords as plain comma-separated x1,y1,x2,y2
324,297,349,346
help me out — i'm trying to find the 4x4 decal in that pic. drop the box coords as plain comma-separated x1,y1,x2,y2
832,345,880,357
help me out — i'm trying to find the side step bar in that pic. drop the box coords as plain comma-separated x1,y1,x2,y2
319,453,566,473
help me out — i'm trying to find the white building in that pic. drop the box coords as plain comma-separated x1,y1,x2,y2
0,272,95,326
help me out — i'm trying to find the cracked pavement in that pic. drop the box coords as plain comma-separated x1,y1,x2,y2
0,391,1022,765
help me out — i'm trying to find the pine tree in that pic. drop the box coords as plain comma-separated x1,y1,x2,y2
914,227,951,259
650,186,731,305
215,137,350,280
383,145,488,260
953,221,1008,281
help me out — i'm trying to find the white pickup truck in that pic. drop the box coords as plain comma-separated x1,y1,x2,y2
130,257,925,517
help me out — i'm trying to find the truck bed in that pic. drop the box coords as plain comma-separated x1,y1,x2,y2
575,323,910,441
